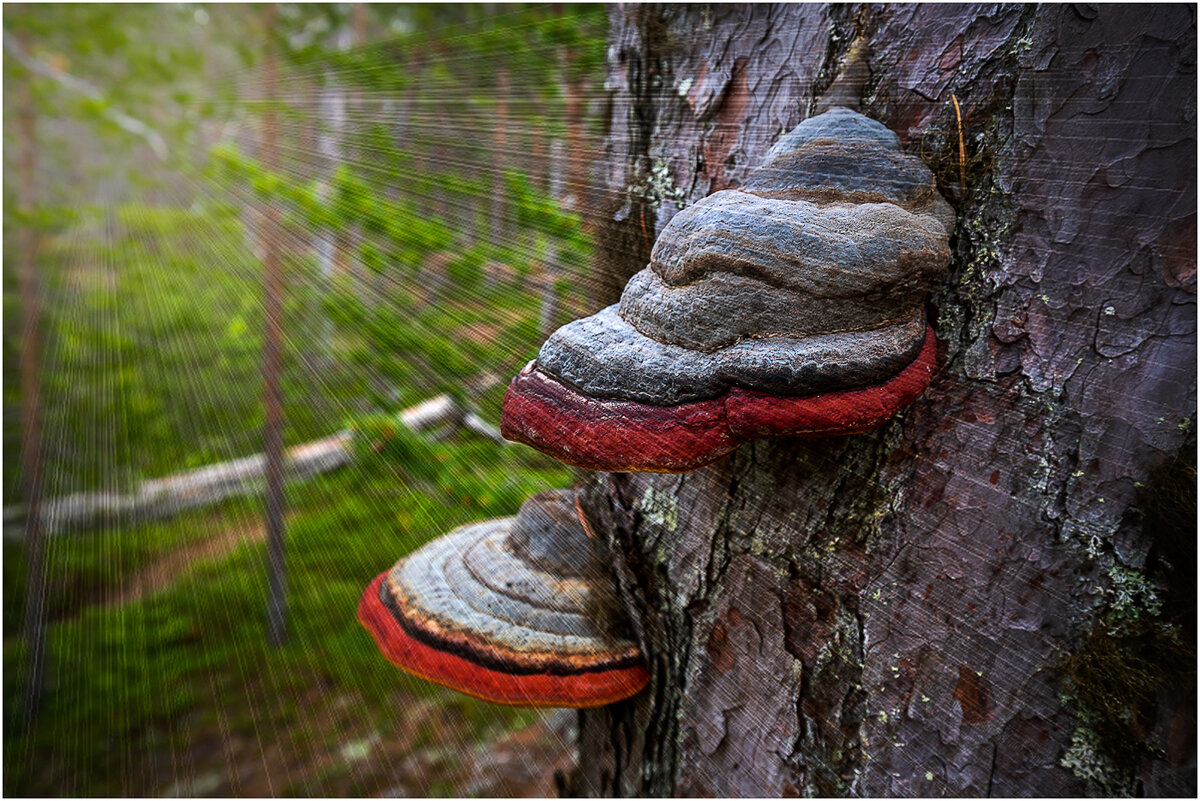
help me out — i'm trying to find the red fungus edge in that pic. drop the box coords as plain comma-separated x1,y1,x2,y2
725,324,937,437
499,363,739,472
358,573,650,708
500,325,938,473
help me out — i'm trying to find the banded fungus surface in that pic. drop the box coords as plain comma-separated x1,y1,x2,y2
501,107,953,473
359,489,649,707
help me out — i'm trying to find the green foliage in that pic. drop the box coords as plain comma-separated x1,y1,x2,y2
291,5,607,100
3,203,360,499
4,4,255,197
4,4,609,794
506,169,592,262
4,2,604,503
3,497,257,637
1060,727,1129,796
209,121,591,407
4,439,571,796
349,414,445,483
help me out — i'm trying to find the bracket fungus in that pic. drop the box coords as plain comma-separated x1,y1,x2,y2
358,489,649,707
501,107,953,473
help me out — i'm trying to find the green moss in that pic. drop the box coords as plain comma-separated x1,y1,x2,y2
628,154,687,212
1058,620,1190,779
1057,446,1197,791
1104,564,1164,629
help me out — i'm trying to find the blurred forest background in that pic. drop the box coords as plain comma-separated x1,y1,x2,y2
3,3,613,795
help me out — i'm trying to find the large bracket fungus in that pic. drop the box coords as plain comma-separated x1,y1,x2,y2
358,489,649,707
501,107,953,473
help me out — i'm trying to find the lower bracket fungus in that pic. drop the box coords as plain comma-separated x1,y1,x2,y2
501,107,952,473
358,489,649,707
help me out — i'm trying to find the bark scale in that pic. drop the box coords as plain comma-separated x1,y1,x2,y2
571,4,1196,796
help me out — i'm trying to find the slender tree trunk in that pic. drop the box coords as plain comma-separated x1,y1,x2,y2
17,33,46,725
380,49,420,312
315,76,344,283
261,3,287,648
563,59,585,214
490,68,510,255
313,67,344,370
339,5,366,299
530,127,547,192
354,2,367,45
560,40,595,320
537,45,576,338
572,4,1196,796
540,139,565,338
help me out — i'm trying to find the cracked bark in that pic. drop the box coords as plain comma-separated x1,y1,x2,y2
569,4,1196,797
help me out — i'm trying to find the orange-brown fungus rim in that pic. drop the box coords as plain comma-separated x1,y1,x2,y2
359,573,650,708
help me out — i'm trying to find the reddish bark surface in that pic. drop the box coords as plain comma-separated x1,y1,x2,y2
571,4,1196,796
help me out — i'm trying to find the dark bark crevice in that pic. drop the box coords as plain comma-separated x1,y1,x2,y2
588,5,662,309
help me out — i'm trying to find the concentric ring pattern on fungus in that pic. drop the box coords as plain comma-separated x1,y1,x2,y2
501,107,953,472
359,489,649,707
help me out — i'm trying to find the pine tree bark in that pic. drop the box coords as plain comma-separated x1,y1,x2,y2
573,4,1196,796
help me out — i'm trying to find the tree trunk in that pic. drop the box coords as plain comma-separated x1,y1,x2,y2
260,3,288,648
16,27,46,726
572,4,1196,797
490,68,510,256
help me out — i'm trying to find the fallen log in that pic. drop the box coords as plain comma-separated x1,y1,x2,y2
4,394,506,539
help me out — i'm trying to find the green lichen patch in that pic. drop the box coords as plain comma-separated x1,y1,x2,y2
1060,727,1133,797
627,155,687,212
639,486,679,533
